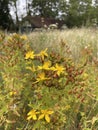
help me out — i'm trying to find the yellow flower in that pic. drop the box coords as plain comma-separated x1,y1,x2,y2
38,61,51,70
65,105,71,111
38,110,54,123
82,72,88,79
12,33,18,37
9,91,17,96
8,36,13,42
20,35,28,40
27,109,39,121
25,51,35,60
50,66,56,71
51,64,65,76
34,72,50,83
37,48,48,60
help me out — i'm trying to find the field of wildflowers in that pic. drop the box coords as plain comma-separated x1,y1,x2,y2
0,28,98,130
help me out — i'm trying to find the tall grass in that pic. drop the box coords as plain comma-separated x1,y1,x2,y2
28,28,98,62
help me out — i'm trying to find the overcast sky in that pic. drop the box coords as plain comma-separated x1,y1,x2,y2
10,0,27,21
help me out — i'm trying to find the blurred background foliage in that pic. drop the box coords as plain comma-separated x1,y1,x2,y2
0,0,98,31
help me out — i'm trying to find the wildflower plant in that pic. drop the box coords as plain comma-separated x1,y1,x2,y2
0,33,28,129
24,42,96,129
0,31,98,130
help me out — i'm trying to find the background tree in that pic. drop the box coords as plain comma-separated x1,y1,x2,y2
0,0,98,30
31,0,59,18
93,0,98,25
59,0,95,27
9,0,20,30
0,0,13,30
79,0,93,26
65,0,82,27
58,0,68,20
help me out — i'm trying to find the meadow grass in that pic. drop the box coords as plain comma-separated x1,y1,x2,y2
28,27,98,62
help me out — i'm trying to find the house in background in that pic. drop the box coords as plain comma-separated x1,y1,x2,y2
20,15,65,32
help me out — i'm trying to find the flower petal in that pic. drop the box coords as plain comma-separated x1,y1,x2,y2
45,114,50,123
33,115,37,120
38,114,44,120
27,115,32,120
47,111,54,114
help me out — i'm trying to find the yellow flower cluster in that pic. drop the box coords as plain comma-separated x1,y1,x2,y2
25,48,65,78
27,109,54,123
37,61,65,76
25,48,48,60
25,48,66,85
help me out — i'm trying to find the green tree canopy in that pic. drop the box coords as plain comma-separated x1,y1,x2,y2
31,0,59,18
59,0,97,27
